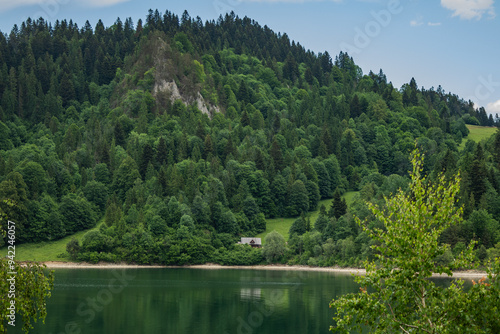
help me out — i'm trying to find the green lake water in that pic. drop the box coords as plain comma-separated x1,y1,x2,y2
10,268,462,334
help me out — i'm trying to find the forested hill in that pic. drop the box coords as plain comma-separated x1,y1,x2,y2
1,10,500,266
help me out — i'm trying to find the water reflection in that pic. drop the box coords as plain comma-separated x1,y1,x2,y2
240,288,262,300
10,268,473,334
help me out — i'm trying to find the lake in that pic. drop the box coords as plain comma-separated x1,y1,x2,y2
10,268,463,334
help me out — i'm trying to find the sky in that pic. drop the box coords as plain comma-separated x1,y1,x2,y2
0,0,499,116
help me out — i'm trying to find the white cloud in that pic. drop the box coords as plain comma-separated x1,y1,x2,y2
441,0,495,20
486,99,500,114
0,0,130,12
428,22,442,26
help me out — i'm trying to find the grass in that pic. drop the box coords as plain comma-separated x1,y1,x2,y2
257,191,358,243
0,221,103,262
459,125,498,150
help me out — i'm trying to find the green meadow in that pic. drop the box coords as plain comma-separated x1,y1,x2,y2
460,125,498,149
1,221,103,262
258,191,358,243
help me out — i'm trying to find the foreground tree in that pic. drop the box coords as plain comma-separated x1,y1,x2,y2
262,230,287,263
330,149,500,333
1,200,54,333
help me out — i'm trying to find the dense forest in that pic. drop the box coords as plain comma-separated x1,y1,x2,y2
0,9,500,266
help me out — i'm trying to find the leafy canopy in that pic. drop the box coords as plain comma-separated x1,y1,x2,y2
330,149,500,334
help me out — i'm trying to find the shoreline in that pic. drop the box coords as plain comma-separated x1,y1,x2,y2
37,261,489,278
39,261,364,273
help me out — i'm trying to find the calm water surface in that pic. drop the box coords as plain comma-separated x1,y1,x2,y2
11,268,362,334
13,268,460,334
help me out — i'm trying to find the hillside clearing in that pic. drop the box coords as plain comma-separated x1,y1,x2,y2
460,125,497,150
1,221,104,262
257,191,358,243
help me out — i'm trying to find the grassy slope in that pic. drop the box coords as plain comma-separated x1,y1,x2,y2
459,125,497,150
257,191,358,243
0,221,103,262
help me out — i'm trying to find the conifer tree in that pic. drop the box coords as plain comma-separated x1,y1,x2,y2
104,195,121,226
114,122,126,147
329,190,347,219
349,94,361,118
240,109,250,127
59,72,75,106
156,137,168,165
469,143,488,205
139,143,154,179
270,139,284,171
238,80,250,103
203,134,214,159
113,156,140,200
494,129,500,169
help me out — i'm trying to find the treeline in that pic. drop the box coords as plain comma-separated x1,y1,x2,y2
283,136,500,267
0,10,499,266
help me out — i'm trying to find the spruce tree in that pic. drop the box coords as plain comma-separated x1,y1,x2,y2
494,129,500,169
114,122,126,147
240,109,250,127
469,143,488,205
156,137,168,165
349,94,361,118
203,134,214,159
139,143,154,179
329,190,347,219
270,139,284,171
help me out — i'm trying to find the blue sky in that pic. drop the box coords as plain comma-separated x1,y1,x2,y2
1,0,499,116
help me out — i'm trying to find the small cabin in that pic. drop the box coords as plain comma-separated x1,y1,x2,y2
238,237,262,248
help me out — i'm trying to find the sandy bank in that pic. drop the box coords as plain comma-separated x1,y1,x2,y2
38,261,488,278
40,261,363,273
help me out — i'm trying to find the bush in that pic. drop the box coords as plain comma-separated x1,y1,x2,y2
452,241,466,257
434,247,454,266
487,246,500,261
78,251,100,264
66,238,81,260
307,257,319,267
213,245,263,265
81,230,114,253
476,245,488,263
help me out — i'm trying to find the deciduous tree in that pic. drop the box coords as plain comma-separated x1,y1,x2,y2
0,201,54,333
262,230,287,263
330,149,500,333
